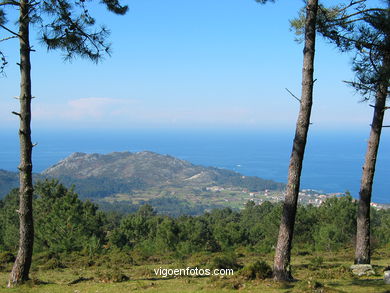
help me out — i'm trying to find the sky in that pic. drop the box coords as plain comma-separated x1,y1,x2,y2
0,0,388,131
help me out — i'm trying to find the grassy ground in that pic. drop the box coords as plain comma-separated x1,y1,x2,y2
0,249,389,293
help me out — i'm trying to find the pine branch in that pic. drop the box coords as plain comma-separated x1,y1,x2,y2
0,50,6,74
343,80,376,93
0,24,21,38
338,0,366,12
368,46,380,74
0,35,18,42
333,8,387,24
0,1,19,6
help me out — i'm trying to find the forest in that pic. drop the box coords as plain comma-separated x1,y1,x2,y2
0,180,390,291
3,180,389,257
0,0,389,291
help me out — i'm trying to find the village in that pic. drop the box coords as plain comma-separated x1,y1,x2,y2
205,186,390,209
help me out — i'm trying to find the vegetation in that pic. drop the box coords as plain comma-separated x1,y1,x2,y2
0,181,379,256
0,0,388,290
0,180,389,291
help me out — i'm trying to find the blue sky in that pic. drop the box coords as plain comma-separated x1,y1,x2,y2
0,0,387,130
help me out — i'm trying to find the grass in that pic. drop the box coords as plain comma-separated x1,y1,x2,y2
0,249,389,292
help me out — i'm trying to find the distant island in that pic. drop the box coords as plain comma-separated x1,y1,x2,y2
0,151,388,215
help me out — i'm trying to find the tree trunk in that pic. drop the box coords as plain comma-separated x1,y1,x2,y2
355,55,389,264
8,0,34,287
273,0,318,282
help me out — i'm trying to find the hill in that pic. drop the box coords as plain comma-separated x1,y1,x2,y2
1,151,285,215
0,170,19,197
42,151,284,195
0,170,43,198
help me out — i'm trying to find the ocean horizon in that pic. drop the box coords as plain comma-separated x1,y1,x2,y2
1,128,389,204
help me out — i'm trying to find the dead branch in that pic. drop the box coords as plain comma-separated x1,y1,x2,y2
285,88,301,102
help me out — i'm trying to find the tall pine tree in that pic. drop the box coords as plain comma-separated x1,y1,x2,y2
273,0,318,281
0,0,127,286
315,0,389,264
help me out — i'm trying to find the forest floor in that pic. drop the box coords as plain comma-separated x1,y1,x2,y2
0,248,389,292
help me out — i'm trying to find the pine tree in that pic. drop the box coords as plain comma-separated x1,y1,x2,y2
273,0,318,281
0,0,127,286
315,0,390,265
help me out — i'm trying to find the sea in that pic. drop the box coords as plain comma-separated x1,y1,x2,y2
0,128,389,204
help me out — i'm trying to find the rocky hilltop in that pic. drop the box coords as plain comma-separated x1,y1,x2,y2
44,151,214,185
41,151,285,198
0,151,286,214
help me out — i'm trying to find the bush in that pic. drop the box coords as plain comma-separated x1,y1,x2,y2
211,253,241,270
240,260,272,280
40,258,67,270
187,251,213,267
309,256,324,269
0,251,15,264
105,249,134,267
295,278,323,292
311,265,351,280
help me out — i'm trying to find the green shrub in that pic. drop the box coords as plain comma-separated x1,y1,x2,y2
107,249,134,266
40,258,67,270
311,265,351,280
240,260,272,280
33,251,59,266
0,251,15,264
309,256,324,269
211,253,241,270
295,278,324,292
187,251,213,267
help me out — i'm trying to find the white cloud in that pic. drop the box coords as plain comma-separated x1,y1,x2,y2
33,97,137,122
66,97,134,119
1,95,375,130
30,96,264,128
